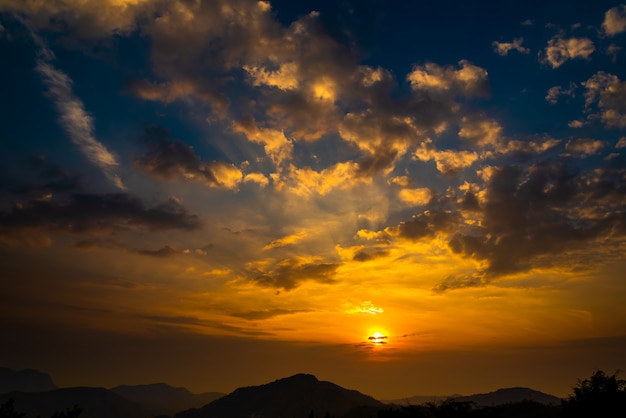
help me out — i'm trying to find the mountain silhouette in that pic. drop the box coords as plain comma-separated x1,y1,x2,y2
0,387,151,418
0,367,57,393
452,387,562,406
385,387,561,407
175,373,384,418
111,383,224,416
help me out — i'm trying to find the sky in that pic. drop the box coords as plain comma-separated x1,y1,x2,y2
0,0,626,401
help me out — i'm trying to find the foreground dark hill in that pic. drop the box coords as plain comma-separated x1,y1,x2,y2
0,367,57,393
112,383,224,416
0,387,151,418
176,373,384,418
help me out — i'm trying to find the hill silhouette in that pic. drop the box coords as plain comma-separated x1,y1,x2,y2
0,387,150,418
111,383,224,416
453,387,562,406
0,367,57,394
175,373,384,418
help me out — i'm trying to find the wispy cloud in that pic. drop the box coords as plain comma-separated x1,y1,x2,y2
24,22,125,190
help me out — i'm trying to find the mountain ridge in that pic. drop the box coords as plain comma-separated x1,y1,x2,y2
175,373,384,418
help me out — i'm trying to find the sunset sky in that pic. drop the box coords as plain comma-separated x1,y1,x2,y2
1,0,626,401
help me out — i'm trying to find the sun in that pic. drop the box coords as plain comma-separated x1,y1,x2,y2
367,331,389,346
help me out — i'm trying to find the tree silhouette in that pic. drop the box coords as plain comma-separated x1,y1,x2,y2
562,370,626,417
0,399,25,418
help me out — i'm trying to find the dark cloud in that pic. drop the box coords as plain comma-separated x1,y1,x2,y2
250,260,340,290
353,249,390,262
448,161,626,280
230,308,312,320
431,273,485,294
140,314,274,336
393,209,460,241
11,156,83,198
134,126,242,189
74,239,182,258
0,192,201,235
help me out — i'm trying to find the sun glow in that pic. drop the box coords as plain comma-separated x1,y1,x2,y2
368,331,389,346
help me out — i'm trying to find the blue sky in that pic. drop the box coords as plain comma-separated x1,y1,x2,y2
1,0,625,399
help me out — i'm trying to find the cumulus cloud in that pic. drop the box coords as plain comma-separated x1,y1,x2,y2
407,60,490,99
448,161,626,280
492,38,530,56
603,5,626,36
564,138,606,156
458,117,502,147
233,116,294,169
134,126,243,189
414,138,479,175
398,188,433,206
387,210,460,242
541,35,595,68
0,0,156,37
582,72,626,128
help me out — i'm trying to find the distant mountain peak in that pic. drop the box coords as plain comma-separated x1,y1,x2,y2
0,367,57,394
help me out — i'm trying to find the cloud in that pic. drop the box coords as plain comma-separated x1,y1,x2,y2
545,83,577,104
74,239,182,258
263,231,307,250
140,314,274,336
407,60,490,99
344,300,384,315
414,139,479,176
492,38,530,56
233,116,294,169
617,137,626,148
11,156,83,198
398,188,433,206
564,138,606,156
582,72,626,128
603,5,626,36
432,273,484,293
134,126,243,189
0,0,156,38
458,117,502,147
352,249,390,262
0,193,202,236
230,308,311,320
541,35,595,68
248,258,340,290
387,210,460,242
29,32,124,190
448,161,626,279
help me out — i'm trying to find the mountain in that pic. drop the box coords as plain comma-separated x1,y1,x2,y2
452,387,563,406
0,367,57,393
111,383,224,416
383,387,562,407
175,373,385,418
0,387,151,418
